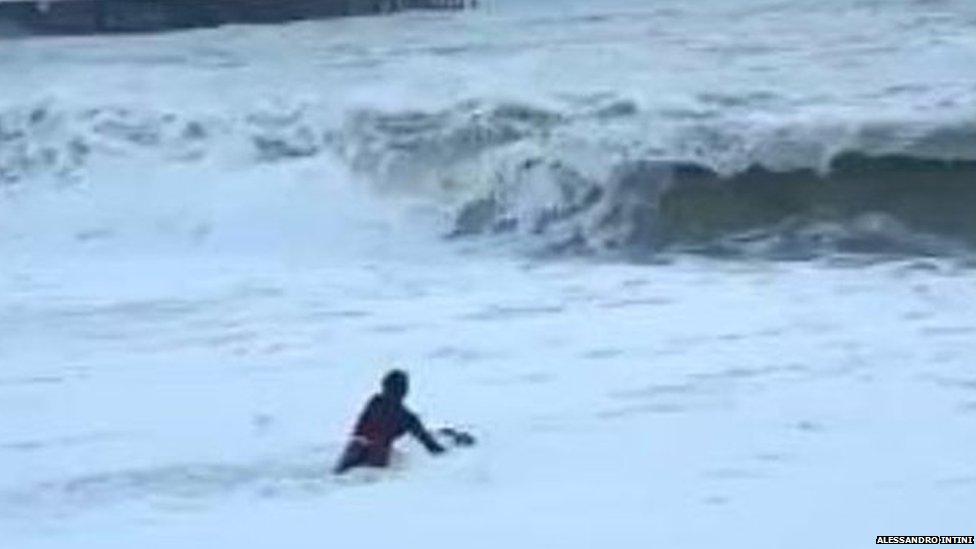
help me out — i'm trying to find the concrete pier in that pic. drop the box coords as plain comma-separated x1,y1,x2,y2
0,0,473,35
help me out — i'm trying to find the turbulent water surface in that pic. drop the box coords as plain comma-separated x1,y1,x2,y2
1,1,975,548
3,0,975,257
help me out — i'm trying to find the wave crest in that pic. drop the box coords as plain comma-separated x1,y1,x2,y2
4,97,974,259
450,152,976,258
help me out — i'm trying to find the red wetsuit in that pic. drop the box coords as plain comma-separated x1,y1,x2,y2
334,394,444,473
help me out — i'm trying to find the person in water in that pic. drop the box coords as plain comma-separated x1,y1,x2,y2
334,370,445,474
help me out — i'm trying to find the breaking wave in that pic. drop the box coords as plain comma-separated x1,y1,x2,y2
335,101,976,259
2,97,975,259
449,153,976,259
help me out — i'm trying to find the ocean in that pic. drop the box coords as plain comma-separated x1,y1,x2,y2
1,1,974,547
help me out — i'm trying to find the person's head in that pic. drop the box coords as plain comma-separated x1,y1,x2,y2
381,369,409,401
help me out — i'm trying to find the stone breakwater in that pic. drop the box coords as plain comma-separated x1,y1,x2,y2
0,0,472,36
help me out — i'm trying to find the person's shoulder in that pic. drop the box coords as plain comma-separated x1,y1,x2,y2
361,394,384,411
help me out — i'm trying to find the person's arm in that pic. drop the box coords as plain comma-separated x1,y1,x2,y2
405,411,445,454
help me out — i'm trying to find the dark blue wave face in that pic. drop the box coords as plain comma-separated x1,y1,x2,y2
450,152,976,259
650,154,976,258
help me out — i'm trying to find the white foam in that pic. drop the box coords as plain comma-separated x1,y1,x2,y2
1,2,975,547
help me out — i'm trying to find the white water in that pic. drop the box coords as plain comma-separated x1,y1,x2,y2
1,1,975,547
